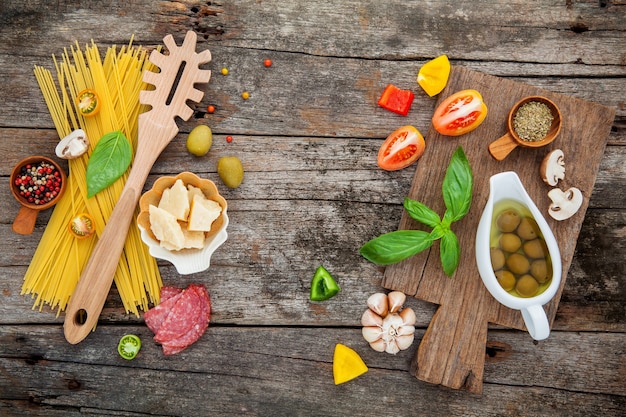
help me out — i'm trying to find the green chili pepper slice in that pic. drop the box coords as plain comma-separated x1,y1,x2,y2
118,334,141,360
310,266,340,301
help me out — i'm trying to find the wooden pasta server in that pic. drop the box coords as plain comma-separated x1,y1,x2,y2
63,31,212,344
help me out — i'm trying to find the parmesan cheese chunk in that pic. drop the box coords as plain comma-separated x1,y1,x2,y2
181,226,206,249
187,184,204,205
158,179,189,221
188,195,222,232
149,205,185,251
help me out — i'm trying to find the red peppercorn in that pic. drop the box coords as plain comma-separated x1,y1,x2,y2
207,105,215,113
264,59,272,67
226,136,233,143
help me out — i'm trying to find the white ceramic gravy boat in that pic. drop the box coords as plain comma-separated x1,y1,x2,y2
476,171,562,340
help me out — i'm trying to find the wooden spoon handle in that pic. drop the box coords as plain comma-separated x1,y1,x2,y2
63,162,152,344
12,206,39,235
488,132,519,161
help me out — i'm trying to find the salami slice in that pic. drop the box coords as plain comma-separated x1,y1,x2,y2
154,287,203,344
160,285,211,355
143,291,184,334
160,286,183,302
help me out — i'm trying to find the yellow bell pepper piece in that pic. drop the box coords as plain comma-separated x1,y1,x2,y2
417,54,451,97
333,343,368,385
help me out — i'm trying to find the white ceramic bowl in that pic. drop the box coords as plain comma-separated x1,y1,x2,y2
137,172,229,275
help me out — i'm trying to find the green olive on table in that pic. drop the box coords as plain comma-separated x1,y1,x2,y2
217,156,244,189
186,125,213,156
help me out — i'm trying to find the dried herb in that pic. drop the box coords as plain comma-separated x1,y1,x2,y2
86,130,132,198
513,101,553,142
360,146,473,277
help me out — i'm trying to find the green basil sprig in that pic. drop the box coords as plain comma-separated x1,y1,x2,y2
86,130,132,198
360,146,473,277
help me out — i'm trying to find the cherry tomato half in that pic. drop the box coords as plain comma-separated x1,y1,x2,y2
432,89,488,136
377,126,425,171
76,89,100,117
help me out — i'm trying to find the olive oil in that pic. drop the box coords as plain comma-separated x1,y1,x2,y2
490,199,553,298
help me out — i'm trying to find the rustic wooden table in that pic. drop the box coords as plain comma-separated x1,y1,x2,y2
1,1,624,416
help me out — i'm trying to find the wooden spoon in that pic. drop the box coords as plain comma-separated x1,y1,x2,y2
63,31,212,344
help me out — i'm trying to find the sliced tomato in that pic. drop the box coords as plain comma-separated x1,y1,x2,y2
377,125,425,171
76,89,100,117
432,89,488,136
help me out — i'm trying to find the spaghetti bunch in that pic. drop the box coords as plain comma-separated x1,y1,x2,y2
25,39,162,316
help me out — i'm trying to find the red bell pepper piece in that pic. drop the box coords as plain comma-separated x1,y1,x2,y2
377,84,414,116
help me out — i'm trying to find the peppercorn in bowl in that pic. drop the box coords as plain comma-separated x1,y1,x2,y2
10,155,67,235
137,172,229,275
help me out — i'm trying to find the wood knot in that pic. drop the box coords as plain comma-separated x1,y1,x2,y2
570,22,589,33
485,340,512,362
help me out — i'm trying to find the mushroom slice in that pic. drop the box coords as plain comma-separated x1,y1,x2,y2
540,149,565,186
56,129,90,159
547,187,583,221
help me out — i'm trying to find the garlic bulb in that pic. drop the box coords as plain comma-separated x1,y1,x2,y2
56,129,89,159
361,291,416,354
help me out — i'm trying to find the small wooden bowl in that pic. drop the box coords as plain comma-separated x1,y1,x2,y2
489,96,562,161
10,156,67,235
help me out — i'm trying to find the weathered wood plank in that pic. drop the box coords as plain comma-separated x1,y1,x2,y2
1,207,623,331
0,325,624,416
0,131,624,210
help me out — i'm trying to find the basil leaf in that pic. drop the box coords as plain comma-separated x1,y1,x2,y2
86,131,132,198
440,229,460,277
442,146,473,223
360,230,434,265
404,197,441,228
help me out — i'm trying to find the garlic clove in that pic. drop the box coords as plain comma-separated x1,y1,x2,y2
399,307,417,326
362,326,383,343
385,340,400,355
395,334,415,351
361,309,383,327
369,339,386,352
366,292,388,317
383,312,404,329
397,325,415,337
387,291,406,313
56,129,90,159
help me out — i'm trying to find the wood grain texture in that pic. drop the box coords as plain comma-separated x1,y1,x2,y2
0,0,624,415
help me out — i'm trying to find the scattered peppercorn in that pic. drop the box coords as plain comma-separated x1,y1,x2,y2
226,136,233,143
207,105,215,114
221,67,229,76
14,161,62,206
264,58,273,67
241,91,250,100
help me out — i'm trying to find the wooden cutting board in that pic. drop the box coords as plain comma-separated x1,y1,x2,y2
382,66,616,393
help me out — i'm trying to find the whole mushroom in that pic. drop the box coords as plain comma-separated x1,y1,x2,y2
361,291,416,355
